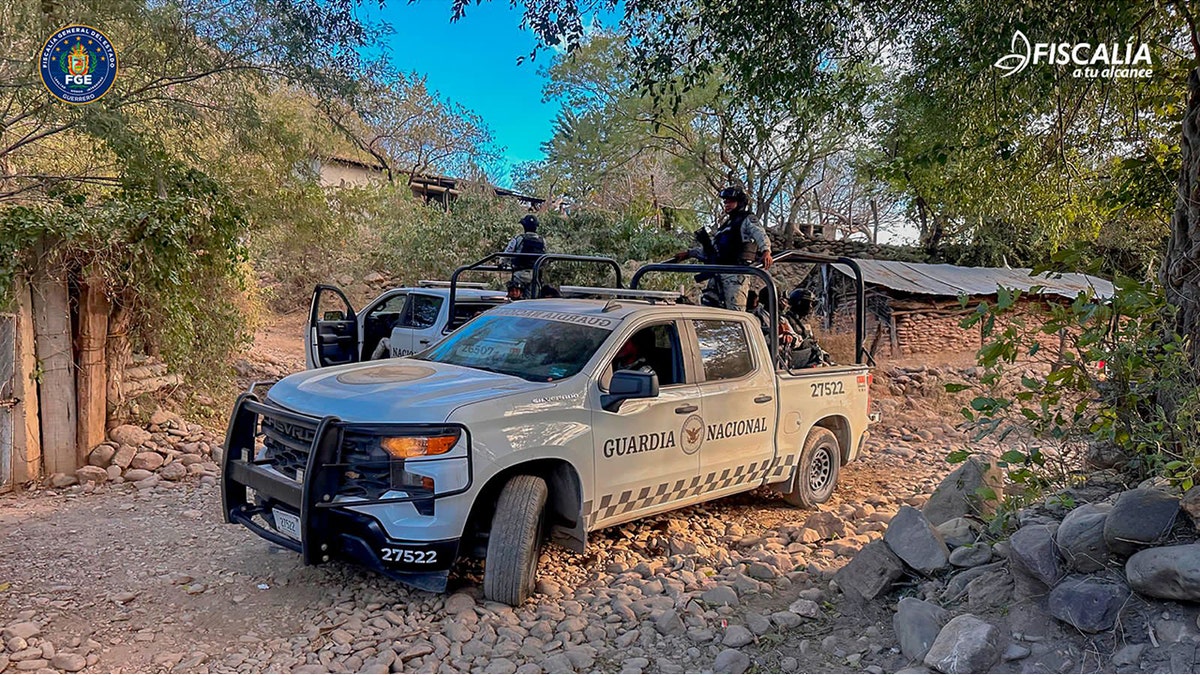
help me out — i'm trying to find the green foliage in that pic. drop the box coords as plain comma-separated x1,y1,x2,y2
953,272,1200,506
0,169,250,388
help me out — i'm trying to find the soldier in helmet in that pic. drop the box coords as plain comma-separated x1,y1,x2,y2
504,214,547,296
674,186,773,311
782,288,832,369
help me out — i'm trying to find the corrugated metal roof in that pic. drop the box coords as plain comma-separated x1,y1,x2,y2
831,259,1114,300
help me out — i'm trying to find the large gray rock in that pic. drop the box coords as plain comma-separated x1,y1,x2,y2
894,597,948,662
884,506,950,575
1047,576,1129,633
923,614,1001,674
1008,523,1063,587
1103,488,1180,558
966,570,1014,611
1055,504,1111,573
1182,486,1200,529
936,518,980,549
949,543,992,568
1126,544,1200,601
834,540,906,601
922,457,1004,526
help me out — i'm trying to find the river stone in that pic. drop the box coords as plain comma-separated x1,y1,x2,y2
722,625,754,648
936,518,979,549
87,444,117,467
1055,503,1111,573
833,540,905,601
894,597,948,661
1126,544,1200,601
713,649,750,674
1008,523,1063,587
1104,488,1180,558
883,506,949,575
124,469,154,482
702,585,739,606
130,452,165,472
1047,576,1130,633
923,614,1000,674
74,466,108,484
159,462,187,481
949,543,992,568
112,445,137,469
800,511,847,540
109,424,151,447
922,457,1003,526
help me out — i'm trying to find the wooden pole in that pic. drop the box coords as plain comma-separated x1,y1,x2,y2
31,241,77,474
106,290,132,423
76,265,109,460
12,275,41,484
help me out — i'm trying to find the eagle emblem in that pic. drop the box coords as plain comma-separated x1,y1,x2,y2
680,414,705,455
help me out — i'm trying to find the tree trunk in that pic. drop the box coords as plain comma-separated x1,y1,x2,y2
76,265,109,457
30,241,77,474
1163,68,1200,377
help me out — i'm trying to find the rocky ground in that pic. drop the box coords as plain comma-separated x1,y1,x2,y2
5,311,1193,675
0,374,986,674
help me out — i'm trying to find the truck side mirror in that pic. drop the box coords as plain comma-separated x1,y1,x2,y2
323,310,345,321
601,370,659,412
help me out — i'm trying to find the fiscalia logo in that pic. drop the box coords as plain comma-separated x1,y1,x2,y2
994,30,1153,79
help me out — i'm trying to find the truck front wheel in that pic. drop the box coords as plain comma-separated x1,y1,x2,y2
483,474,548,605
782,427,840,508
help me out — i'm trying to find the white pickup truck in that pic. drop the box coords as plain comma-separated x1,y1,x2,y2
222,253,874,605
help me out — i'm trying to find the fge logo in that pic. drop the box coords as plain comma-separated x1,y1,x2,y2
40,25,118,105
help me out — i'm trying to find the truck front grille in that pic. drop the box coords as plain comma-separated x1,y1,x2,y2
258,411,393,500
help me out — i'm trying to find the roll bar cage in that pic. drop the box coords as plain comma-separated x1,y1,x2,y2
447,253,624,331
628,250,869,366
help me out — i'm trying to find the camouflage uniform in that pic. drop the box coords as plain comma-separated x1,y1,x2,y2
688,211,771,311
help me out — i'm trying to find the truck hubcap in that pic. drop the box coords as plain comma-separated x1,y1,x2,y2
808,446,834,493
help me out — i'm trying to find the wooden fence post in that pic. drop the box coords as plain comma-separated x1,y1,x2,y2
31,242,77,475
12,275,42,483
76,265,109,460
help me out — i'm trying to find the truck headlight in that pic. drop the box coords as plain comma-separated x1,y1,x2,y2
380,431,460,459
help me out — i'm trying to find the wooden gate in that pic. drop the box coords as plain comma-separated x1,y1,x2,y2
0,313,15,493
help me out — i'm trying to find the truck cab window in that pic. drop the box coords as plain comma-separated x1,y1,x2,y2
405,294,443,329
363,293,408,361
693,320,753,381
609,323,682,386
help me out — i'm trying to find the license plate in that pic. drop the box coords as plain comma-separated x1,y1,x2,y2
273,508,302,542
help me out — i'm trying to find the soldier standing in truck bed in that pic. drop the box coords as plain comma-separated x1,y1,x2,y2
674,186,773,311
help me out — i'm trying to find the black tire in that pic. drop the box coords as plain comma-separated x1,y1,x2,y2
782,427,841,508
483,475,548,605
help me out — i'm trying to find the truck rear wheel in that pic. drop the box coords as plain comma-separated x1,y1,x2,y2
783,427,840,508
483,474,548,605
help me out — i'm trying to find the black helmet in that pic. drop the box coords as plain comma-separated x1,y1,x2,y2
520,214,539,231
787,288,816,308
718,186,748,204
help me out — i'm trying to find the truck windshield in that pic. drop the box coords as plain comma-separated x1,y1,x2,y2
418,314,611,381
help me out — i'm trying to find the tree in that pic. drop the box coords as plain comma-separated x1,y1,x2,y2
532,32,880,234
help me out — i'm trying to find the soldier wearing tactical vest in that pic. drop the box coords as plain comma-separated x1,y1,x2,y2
504,214,546,297
674,186,773,311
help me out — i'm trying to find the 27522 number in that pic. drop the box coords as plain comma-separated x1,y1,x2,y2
380,548,437,565
810,381,845,397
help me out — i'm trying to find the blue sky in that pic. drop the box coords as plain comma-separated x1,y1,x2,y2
369,1,575,186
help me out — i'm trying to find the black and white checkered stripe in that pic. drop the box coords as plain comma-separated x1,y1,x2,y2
583,460,773,528
765,452,801,481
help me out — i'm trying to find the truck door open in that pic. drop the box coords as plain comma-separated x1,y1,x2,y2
307,285,357,369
